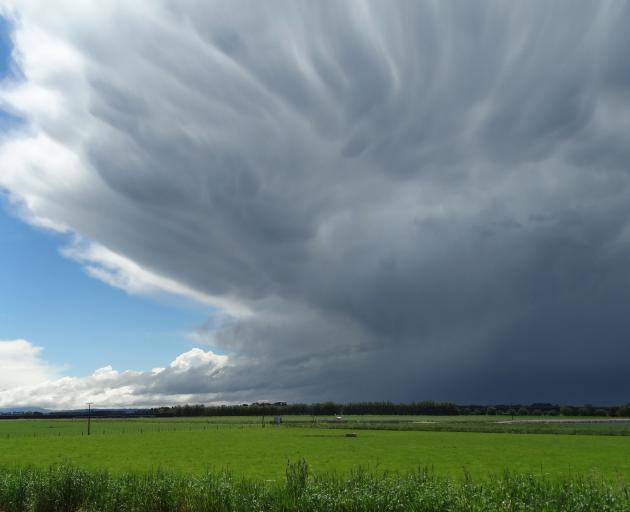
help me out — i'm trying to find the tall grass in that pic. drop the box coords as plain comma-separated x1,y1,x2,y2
0,461,628,511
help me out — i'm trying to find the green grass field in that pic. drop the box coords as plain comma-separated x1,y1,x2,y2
3,415,630,438
1,422,630,481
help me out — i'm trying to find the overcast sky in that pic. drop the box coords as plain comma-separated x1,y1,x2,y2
1,1,630,408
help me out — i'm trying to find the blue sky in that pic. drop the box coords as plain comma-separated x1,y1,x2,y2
0,14,19,132
0,207,209,375
0,16,208,376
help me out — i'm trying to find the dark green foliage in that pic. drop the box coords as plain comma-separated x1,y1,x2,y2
285,458,308,496
29,465,88,512
0,466,30,512
579,405,595,417
0,463,628,511
616,405,630,417
151,401,461,417
4,402,626,421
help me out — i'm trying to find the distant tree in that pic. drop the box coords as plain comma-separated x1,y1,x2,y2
560,406,575,416
546,409,558,416
594,409,608,417
616,405,630,417
579,405,594,417
531,409,543,416
485,406,497,416
517,407,529,416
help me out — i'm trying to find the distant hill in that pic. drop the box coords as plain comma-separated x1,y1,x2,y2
0,407,147,417
0,406,49,414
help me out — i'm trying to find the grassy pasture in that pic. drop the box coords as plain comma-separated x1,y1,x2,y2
2,415,630,438
1,423,630,481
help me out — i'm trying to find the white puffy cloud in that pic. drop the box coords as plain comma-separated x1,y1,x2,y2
0,346,228,409
0,339,60,390
1,1,630,405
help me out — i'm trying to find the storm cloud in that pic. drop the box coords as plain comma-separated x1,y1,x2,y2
1,0,630,406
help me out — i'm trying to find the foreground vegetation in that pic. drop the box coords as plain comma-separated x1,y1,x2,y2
0,462,628,512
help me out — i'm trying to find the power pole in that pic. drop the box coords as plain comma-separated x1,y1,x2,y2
86,402,93,436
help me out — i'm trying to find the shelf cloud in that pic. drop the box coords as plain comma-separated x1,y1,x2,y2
1,0,630,406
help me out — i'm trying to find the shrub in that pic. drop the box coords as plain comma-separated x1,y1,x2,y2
616,405,630,417
579,405,594,416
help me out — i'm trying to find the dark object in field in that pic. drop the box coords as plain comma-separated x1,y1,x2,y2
345,432,357,437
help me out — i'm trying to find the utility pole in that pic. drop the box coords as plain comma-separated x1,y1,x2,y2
86,402,93,436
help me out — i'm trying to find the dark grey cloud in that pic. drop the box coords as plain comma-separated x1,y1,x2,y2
1,0,630,405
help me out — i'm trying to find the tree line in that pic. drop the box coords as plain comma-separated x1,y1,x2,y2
3,401,630,420
149,401,630,418
150,401,460,417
